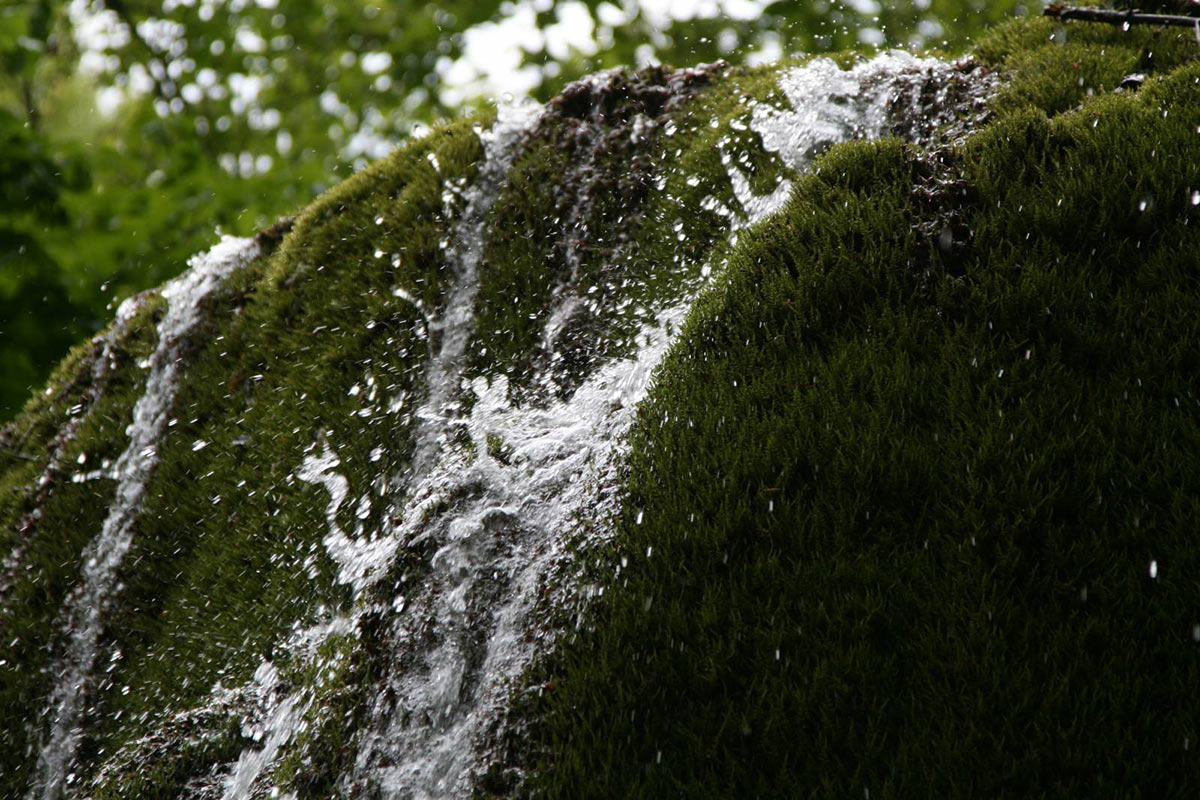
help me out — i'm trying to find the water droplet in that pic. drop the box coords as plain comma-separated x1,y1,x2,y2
1191,190,1199,206
192,439,208,451
1149,560,1158,579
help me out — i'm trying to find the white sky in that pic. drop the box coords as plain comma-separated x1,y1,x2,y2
436,0,774,106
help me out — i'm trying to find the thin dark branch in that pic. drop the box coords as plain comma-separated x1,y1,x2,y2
1044,4,1200,31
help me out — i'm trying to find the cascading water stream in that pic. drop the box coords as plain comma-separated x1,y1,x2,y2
340,52,993,799
29,236,264,800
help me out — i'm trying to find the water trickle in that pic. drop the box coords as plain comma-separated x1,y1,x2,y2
410,99,544,477
29,235,263,800
0,294,148,610
214,613,355,800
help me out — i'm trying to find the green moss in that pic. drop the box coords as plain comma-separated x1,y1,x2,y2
523,25,1200,799
975,17,1198,118
4,15,1200,798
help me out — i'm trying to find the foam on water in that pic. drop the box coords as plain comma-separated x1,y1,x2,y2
29,235,263,800
347,300,688,798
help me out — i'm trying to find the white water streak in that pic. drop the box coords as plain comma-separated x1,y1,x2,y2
729,51,962,222
410,100,544,478
216,614,353,800
30,235,262,800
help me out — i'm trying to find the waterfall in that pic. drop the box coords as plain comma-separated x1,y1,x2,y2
18,51,998,799
217,100,546,800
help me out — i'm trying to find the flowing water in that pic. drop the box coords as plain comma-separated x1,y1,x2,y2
21,52,996,799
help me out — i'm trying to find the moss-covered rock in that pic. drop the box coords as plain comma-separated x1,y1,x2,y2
3,17,1199,799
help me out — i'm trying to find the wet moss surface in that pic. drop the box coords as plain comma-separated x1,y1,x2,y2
1,15,1199,799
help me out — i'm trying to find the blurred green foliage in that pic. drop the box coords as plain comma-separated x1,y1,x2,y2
0,0,1035,419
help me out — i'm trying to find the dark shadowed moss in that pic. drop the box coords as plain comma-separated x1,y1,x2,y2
520,22,1200,799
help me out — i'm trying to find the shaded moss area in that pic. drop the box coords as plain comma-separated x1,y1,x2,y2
522,20,1200,798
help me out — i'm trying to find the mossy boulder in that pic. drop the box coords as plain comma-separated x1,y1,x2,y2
3,18,1200,799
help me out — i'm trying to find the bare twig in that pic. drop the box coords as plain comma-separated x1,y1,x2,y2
1044,4,1200,43
1046,4,1200,26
